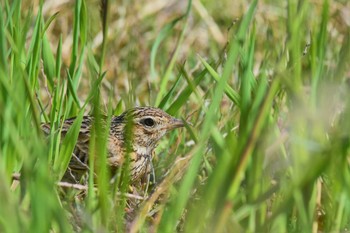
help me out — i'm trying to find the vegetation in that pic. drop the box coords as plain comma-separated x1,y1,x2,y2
1,0,350,232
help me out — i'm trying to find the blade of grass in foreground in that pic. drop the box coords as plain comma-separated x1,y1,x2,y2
54,108,85,180
310,0,328,106
26,4,42,89
65,0,87,115
157,70,182,110
199,56,240,106
87,89,111,228
0,171,22,232
85,2,112,222
185,2,258,232
41,12,59,89
166,66,207,115
154,0,192,106
0,6,7,75
158,1,258,232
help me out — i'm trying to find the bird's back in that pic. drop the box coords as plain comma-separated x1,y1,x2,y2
40,107,184,184
41,115,148,183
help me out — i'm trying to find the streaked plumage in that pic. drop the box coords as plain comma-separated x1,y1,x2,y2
41,107,184,183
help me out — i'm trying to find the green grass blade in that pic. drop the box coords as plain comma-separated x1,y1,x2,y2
54,108,85,180
166,67,207,115
154,0,192,106
198,55,240,106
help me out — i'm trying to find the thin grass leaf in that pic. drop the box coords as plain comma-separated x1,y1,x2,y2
114,100,123,116
150,16,184,81
166,67,207,115
311,0,329,105
80,0,87,46
99,0,108,71
0,6,8,75
42,34,56,88
40,11,60,88
239,23,256,135
332,30,350,81
55,35,62,78
183,2,258,232
198,55,240,106
42,11,59,34
48,79,67,164
161,1,258,231
66,69,81,108
69,0,82,76
0,172,22,232
158,69,182,109
154,0,192,106
26,5,42,89
54,108,85,180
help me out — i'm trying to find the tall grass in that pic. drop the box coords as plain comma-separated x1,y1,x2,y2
1,0,350,232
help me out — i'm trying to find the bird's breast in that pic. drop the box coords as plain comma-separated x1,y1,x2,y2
130,152,152,181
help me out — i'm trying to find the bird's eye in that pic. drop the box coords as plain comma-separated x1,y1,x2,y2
141,118,155,127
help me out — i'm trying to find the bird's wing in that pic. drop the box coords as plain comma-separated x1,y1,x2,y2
41,116,93,166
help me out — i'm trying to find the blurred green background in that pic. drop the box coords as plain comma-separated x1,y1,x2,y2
1,0,350,232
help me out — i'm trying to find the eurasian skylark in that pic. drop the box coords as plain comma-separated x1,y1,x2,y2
41,107,184,183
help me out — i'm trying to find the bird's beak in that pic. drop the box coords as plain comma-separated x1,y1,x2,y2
168,117,185,130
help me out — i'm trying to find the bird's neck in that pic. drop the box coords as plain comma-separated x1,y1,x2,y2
133,144,153,156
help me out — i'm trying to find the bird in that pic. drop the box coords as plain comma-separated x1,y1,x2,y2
41,107,185,184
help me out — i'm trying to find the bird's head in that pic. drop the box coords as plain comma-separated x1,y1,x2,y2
114,107,185,152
